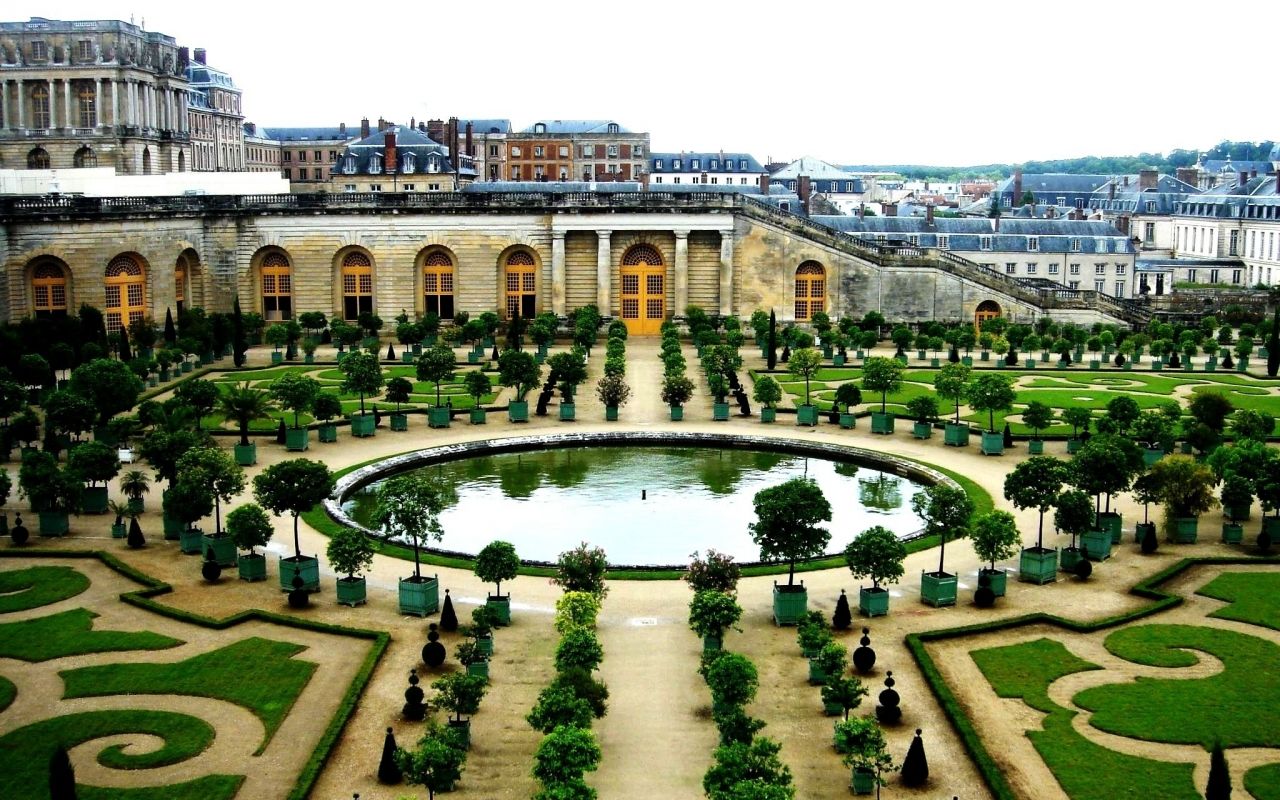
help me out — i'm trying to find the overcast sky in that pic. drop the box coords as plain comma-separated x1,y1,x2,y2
15,1,1279,166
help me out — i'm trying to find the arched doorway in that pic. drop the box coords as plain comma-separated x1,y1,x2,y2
31,260,69,319
975,300,1002,330
340,251,374,321
27,147,50,169
177,150,185,172
105,254,147,335
142,147,152,175
620,243,665,335
73,146,96,168
504,250,537,319
421,249,456,319
794,261,826,321
175,250,202,315
259,251,293,321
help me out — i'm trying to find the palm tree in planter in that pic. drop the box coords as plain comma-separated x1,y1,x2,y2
935,362,972,446
1004,455,1068,584
312,393,343,443
67,440,120,515
217,381,276,465
227,503,273,582
432,672,488,749
547,350,588,421
326,527,375,606
1022,401,1055,455
750,477,832,624
861,356,904,434
1071,433,1143,554
498,349,541,422
911,483,974,607
788,347,824,426
120,469,149,515
1055,489,1096,572
107,499,130,539
270,372,320,451
752,375,782,423
843,525,907,617
661,373,695,421
397,721,469,798
178,446,245,566
688,590,742,652
19,451,81,536
968,372,1016,455
834,383,863,429
416,344,457,428
252,458,336,592
595,373,631,422
339,350,384,437
1220,474,1252,545
1149,455,1220,543
384,376,414,431
905,395,938,440
836,716,898,795
970,510,1020,603
1063,407,1093,454
464,370,493,424
475,539,520,624
375,473,456,615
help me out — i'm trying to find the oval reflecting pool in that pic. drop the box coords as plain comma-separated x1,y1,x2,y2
342,445,928,566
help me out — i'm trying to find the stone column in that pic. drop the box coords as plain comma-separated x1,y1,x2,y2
551,230,566,316
719,232,734,317
110,79,118,128
93,79,102,128
1,80,8,129
16,79,24,130
62,79,71,129
596,229,611,313
674,230,689,316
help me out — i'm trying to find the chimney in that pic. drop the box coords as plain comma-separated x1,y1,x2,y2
858,202,865,219
1241,171,1249,187
926,204,934,226
465,121,473,158
384,130,397,175
1117,215,1130,235
993,215,1000,232
759,173,769,196
1013,168,1023,205
377,117,387,133
410,116,416,130
245,122,255,135
1250,168,1258,179
1123,175,1129,187
1108,179,1115,200
193,48,206,64
419,122,425,133
427,119,444,143
883,202,898,217
360,118,370,139
1139,168,1158,190
1046,206,1056,219
797,175,812,214
339,122,346,136
178,46,189,64
1176,167,1198,186
640,171,650,192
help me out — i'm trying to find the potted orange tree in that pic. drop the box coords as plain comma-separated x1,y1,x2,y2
228,503,272,582
911,483,974,607
474,540,520,625
252,458,335,593
375,473,456,616
843,525,906,617
327,527,375,606
750,477,832,625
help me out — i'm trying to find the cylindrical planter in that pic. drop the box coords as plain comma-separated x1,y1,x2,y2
201,533,238,567
428,407,451,428
508,400,530,423
486,595,511,626
772,582,808,626
858,587,890,617
390,413,410,432
234,442,257,466
398,574,440,616
336,576,367,607
279,555,321,592
238,554,268,582
285,427,310,451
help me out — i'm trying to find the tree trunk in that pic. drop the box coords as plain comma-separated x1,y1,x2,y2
292,513,301,559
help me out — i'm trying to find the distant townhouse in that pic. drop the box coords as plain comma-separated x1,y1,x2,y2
330,125,476,193
1087,170,1197,256
770,156,871,213
185,48,243,172
263,122,359,190
648,151,765,187
241,122,279,173
423,117,510,183
995,170,1111,211
1168,157,1280,287
505,120,648,182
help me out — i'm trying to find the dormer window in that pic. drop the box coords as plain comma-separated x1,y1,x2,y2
691,159,701,170
343,156,356,174
739,159,748,170
1028,237,1038,251
534,123,546,134
403,154,415,174
428,157,439,173
607,123,619,134
672,159,682,171
710,160,719,170
368,156,381,174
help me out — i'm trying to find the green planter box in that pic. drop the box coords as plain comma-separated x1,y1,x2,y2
772,583,808,626
1025,359,1037,369
1067,439,1083,454
1059,547,1083,572
1206,360,1217,372
1019,548,1058,584
859,587,890,617
1143,448,1163,467
796,404,818,427
851,767,876,795
465,660,489,682
962,356,973,366
429,407,451,428
399,575,439,616
1123,362,1134,370
981,431,1004,455
390,413,409,432
401,351,415,364
201,533,237,567
703,635,723,653
163,513,185,540
670,405,684,421
944,423,969,447
180,362,193,374
915,350,926,360
476,634,494,658
840,413,856,430
350,413,376,437
111,522,126,539
148,376,158,388
280,555,321,592
271,352,283,364
509,400,529,422
336,577,367,607
1222,523,1244,544
159,369,171,382
285,427,310,451
467,351,481,364
980,568,1007,597
318,424,338,443
304,354,316,365
1263,517,1280,539
930,358,941,368
1040,352,1051,363
81,486,109,514
470,408,487,425
834,355,847,366
1151,361,1163,371
560,402,577,421
1097,512,1123,544
38,511,69,537
179,527,204,555
234,442,257,466
605,406,619,421
980,351,990,361
1080,529,1112,561
912,421,931,439
1171,517,1198,543
1028,439,1044,454
808,658,830,686
760,407,776,423
920,571,958,607
996,358,1006,368
1238,357,1249,373
870,412,895,435
711,402,729,421
486,595,511,626
238,554,267,582
1089,360,1101,370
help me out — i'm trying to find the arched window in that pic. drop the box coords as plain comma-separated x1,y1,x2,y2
27,147,50,169
142,147,152,175
175,253,192,315
32,261,68,318
341,251,374,321
422,250,455,319
105,255,146,334
505,251,536,319
177,150,185,172
31,85,50,129
260,251,293,321
975,300,1002,330
794,262,825,321
73,146,96,168
620,244,665,335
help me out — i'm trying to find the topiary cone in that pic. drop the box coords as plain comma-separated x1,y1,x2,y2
901,728,929,786
1206,741,1231,800
439,590,458,632
377,726,402,783
832,589,852,630
126,517,145,549
49,745,76,800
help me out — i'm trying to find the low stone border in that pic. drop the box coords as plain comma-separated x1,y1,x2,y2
324,430,957,571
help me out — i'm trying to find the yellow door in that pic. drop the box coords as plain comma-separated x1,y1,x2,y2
620,264,665,336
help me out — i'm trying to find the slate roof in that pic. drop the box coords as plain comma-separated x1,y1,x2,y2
769,157,857,181
263,126,358,142
812,215,1133,253
333,127,474,177
994,173,1112,194
649,152,764,173
459,119,511,134
1092,174,1198,195
1091,191,1188,214
1203,159,1272,175
517,120,633,134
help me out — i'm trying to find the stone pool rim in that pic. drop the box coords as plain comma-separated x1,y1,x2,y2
325,431,960,572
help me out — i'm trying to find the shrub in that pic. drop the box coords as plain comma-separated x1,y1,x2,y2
555,628,604,673
551,667,609,719
688,590,743,640
552,542,609,599
843,525,906,589
685,550,741,594
704,652,758,708
554,592,601,634
527,685,594,733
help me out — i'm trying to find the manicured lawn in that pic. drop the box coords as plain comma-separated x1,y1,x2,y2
0,709,243,800
0,675,14,712
1197,572,1280,631
1245,763,1280,800
61,636,317,753
0,565,90,612
0,608,181,662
